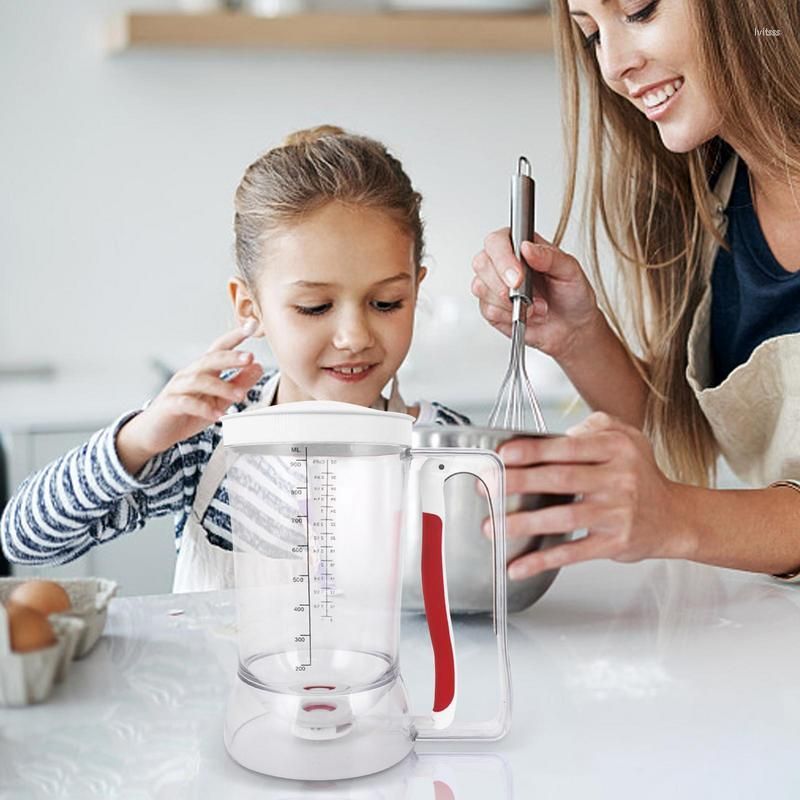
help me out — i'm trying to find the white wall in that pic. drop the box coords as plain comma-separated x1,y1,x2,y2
0,0,580,417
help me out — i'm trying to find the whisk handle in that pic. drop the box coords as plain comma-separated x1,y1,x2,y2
509,156,535,305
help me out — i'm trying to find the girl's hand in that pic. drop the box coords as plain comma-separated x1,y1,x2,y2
471,230,602,363
116,323,264,475
496,413,694,579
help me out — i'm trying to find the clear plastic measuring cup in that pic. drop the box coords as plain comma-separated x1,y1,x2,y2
221,401,511,780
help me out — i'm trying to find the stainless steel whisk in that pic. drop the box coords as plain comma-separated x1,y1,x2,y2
488,157,547,434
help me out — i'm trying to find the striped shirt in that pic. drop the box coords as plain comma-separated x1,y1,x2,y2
0,370,470,566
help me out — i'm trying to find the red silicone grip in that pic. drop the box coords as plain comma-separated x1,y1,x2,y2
421,511,455,714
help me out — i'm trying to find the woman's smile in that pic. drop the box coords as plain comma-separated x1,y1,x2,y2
637,77,684,120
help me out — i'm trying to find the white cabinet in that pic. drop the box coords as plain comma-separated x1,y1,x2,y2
2,428,176,596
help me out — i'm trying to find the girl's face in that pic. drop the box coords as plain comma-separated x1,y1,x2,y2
568,0,722,153
232,202,425,407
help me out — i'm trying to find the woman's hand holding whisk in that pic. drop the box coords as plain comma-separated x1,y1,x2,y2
471,229,603,363
473,228,650,429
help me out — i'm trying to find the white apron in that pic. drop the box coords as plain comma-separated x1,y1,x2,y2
686,154,800,487
172,374,408,593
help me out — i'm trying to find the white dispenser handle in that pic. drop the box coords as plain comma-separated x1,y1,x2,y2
411,448,512,741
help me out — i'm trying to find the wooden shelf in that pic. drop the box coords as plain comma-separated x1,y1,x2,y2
109,11,553,52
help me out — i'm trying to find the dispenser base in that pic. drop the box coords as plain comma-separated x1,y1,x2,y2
224,676,415,780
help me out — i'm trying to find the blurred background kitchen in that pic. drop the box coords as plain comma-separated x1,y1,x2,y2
0,0,595,593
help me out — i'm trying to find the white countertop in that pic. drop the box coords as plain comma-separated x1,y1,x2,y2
2,559,798,798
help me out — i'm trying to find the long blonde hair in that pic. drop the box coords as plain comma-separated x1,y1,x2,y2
551,0,800,485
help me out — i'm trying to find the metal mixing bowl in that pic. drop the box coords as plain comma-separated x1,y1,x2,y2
403,426,574,614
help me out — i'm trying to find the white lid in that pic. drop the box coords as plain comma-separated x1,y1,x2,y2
221,401,414,448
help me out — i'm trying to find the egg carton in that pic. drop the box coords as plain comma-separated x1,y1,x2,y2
0,577,118,659
0,604,86,705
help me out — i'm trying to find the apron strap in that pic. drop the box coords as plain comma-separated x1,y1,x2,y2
698,153,740,282
709,153,739,225
191,444,228,524
385,374,407,413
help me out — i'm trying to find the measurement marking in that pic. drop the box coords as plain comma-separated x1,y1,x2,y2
322,461,333,621
302,447,312,667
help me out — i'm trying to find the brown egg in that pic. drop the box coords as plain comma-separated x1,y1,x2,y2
4,601,57,653
9,580,71,616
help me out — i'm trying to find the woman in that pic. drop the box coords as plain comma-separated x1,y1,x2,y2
472,0,800,580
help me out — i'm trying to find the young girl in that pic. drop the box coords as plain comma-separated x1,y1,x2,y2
472,0,800,580
1,125,469,592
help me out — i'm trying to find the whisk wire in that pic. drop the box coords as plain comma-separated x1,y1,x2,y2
488,316,546,433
